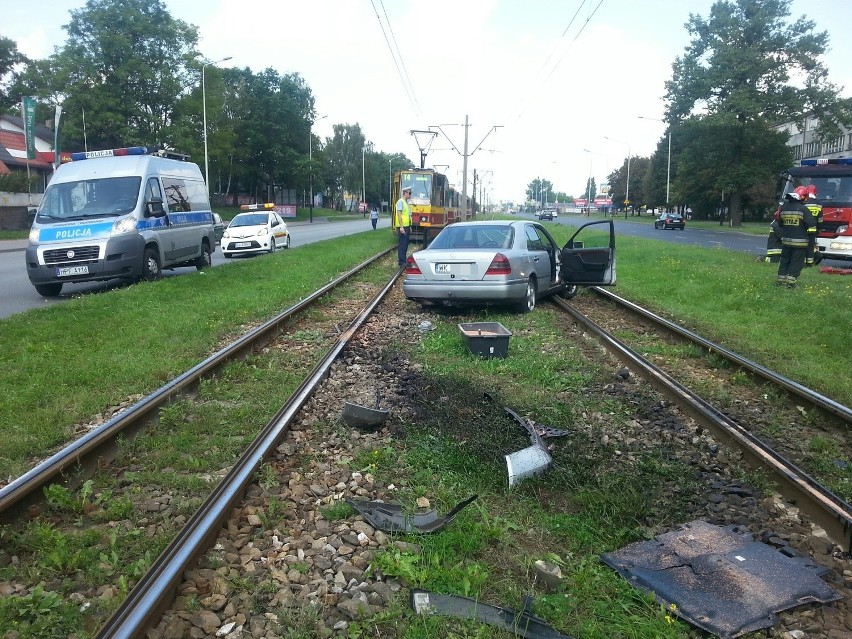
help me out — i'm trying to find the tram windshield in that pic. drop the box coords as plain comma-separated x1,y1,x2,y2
401,172,432,202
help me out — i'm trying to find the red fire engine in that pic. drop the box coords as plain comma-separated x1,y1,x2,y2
782,158,852,263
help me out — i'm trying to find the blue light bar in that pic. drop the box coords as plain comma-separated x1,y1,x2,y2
69,146,148,161
800,157,852,166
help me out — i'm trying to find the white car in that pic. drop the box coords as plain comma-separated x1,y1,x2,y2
222,211,291,257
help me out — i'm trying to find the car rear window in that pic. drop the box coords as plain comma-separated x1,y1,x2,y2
430,225,513,250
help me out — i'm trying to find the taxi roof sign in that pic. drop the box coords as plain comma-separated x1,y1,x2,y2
240,203,275,211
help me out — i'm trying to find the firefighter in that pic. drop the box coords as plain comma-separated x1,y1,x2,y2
799,184,822,266
777,189,817,287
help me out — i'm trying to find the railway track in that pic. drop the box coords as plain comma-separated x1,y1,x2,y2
1,275,850,638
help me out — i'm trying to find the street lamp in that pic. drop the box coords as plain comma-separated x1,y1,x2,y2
202,56,232,196
551,161,560,207
638,116,671,208
309,114,328,223
604,136,631,218
361,147,366,212
582,149,594,216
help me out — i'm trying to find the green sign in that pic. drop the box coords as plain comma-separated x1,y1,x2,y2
22,96,37,160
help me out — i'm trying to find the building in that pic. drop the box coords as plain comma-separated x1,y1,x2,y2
0,114,59,230
777,115,852,165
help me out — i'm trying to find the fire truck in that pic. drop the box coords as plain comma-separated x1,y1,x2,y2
782,158,852,263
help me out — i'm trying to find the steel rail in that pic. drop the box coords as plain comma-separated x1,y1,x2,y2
554,296,852,552
0,248,395,521
590,286,852,424
95,268,400,639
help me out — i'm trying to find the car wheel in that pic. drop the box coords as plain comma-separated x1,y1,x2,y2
35,283,63,297
517,277,537,313
284,234,291,249
561,284,579,300
813,252,824,265
269,237,277,254
143,247,161,280
194,242,212,270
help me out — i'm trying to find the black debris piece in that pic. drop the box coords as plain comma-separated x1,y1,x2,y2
346,495,478,534
601,520,841,638
410,589,575,639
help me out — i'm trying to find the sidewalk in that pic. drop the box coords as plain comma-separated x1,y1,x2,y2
0,239,27,253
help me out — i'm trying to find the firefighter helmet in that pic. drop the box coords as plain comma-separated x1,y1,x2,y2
794,185,809,198
786,191,802,201
804,184,817,198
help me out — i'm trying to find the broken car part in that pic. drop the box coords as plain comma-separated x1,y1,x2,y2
341,388,389,428
601,520,841,638
346,495,478,533
410,589,575,639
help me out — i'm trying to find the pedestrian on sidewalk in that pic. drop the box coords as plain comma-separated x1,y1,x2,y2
370,207,379,230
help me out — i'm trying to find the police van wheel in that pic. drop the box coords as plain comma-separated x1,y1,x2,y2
194,244,212,270
143,247,161,280
35,283,63,297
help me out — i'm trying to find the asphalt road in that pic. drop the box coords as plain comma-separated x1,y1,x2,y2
0,216,390,320
2,213,847,320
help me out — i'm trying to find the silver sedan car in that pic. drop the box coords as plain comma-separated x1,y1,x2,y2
402,219,616,312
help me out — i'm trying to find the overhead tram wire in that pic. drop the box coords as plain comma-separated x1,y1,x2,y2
378,0,422,116
542,0,605,83
369,0,420,118
509,0,600,123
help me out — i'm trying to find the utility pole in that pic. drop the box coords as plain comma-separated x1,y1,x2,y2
471,168,478,217
461,115,470,219
430,116,502,221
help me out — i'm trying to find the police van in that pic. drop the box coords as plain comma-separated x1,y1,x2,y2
26,146,216,297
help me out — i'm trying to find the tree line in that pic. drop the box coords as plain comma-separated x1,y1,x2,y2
524,0,852,224
0,0,414,210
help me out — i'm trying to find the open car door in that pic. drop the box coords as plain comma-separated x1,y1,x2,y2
560,219,616,286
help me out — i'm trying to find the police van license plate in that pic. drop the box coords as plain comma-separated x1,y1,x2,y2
235,242,251,248
56,266,89,277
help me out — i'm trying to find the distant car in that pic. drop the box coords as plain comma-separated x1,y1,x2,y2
537,207,558,220
212,213,225,244
654,213,685,230
221,211,291,257
402,219,616,313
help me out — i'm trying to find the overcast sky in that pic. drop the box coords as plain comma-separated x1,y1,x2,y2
6,0,852,204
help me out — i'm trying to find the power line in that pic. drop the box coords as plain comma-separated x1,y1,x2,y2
378,0,422,115
510,0,605,122
368,0,420,117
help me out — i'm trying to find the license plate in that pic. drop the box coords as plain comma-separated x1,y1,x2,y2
436,263,451,273
235,242,251,248
56,265,89,277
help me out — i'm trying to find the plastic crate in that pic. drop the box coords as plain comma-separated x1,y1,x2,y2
458,322,512,358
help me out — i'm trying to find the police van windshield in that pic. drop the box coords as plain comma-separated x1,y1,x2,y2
37,176,142,222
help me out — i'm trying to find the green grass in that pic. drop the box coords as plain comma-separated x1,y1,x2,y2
2,223,849,638
0,231,395,480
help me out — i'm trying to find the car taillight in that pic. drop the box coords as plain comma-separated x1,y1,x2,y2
485,253,512,275
404,256,421,275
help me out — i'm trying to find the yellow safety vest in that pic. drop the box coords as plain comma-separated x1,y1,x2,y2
396,198,412,227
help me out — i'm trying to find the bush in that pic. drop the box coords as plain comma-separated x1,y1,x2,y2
0,171,38,193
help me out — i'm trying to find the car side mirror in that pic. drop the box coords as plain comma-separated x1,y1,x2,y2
147,196,165,217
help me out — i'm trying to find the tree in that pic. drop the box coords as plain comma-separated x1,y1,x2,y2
579,177,596,201
324,124,368,210
23,0,201,149
0,36,28,111
607,155,650,214
672,115,791,220
525,178,552,206
664,0,852,225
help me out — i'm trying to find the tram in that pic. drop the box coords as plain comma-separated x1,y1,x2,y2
391,168,472,244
